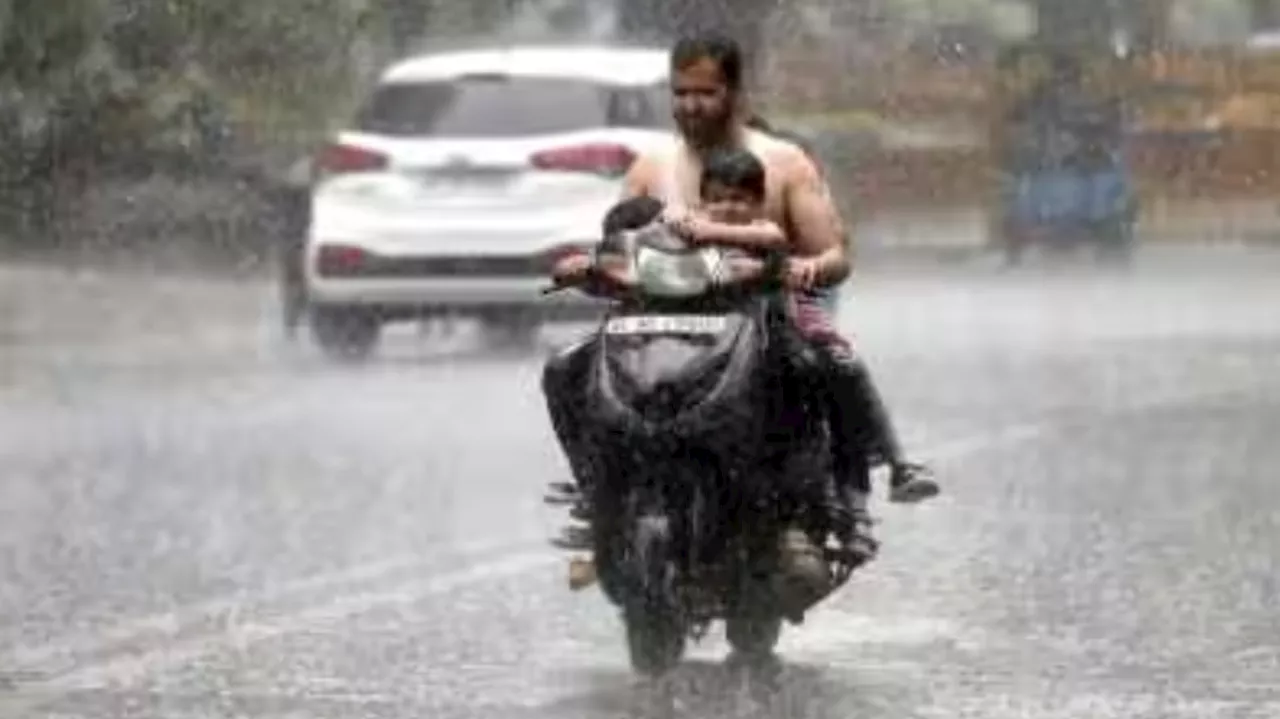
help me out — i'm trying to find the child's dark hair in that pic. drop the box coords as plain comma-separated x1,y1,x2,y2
597,196,664,254
700,148,767,201
601,196,664,235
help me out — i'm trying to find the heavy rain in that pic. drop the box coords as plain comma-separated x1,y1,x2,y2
1,0,1279,717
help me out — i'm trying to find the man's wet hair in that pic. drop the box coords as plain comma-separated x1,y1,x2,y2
671,32,744,93
700,147,767,201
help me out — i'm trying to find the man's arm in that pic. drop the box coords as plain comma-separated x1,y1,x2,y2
783,150,851,286
620,153,655,199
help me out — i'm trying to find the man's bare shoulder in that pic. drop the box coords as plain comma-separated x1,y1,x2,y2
634,149,671,174
625,142,678,193
634,136,682,168
623,151,662,196
747,130,815,180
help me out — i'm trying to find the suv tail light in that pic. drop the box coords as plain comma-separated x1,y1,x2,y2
316,244,372,276
530,143,636,177
315,143,388,177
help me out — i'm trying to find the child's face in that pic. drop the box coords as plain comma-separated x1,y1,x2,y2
701,181,763,224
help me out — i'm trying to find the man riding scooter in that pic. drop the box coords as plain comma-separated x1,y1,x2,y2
543,32,939,572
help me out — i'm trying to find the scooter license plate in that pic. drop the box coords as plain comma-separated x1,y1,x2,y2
604,315,729,336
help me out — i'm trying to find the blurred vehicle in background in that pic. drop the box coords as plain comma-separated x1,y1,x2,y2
990,45,1138,265
298,44,672,360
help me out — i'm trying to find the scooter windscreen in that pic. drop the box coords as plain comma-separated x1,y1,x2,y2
615,222,730,299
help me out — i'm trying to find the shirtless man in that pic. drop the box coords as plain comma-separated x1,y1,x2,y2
544,32,937,558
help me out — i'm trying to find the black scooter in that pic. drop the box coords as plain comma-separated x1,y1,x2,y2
543,225,861,676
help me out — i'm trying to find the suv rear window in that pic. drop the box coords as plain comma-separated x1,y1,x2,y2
356,76,671,137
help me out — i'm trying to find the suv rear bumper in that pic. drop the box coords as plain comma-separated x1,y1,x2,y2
305,275,607,319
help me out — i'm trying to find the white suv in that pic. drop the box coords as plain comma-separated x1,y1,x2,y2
300,44,673,359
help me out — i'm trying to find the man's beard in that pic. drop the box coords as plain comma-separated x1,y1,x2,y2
678,111,736,149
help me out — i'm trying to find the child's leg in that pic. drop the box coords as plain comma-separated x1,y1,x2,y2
791,296,939,504
842,357,940,503
790,297,877,559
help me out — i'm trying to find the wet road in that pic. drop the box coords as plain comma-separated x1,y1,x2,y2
2,248,1279,718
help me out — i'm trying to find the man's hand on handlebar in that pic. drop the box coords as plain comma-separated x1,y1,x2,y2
784,256,821,290
550,251,590,279
543,250,633,296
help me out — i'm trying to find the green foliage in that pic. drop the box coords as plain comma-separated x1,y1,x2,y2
0,0,390,170
0,0,107,85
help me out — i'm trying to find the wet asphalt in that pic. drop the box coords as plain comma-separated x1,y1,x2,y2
1,246,1278,718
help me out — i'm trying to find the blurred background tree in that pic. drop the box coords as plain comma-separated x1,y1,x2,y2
0,0,1270,241
0,0,456,235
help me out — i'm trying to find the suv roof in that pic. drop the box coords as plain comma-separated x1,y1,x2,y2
381,45,670,87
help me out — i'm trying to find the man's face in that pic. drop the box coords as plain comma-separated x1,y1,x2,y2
702,181,762,225
671,57,735,145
